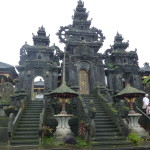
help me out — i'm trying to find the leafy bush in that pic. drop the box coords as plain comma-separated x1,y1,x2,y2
142,75,150,87
42,136,56,146
64,136,77,145
76,136,89,146
42,126,53,139
78,120,88,136
0,99,11,105
128,132,143,145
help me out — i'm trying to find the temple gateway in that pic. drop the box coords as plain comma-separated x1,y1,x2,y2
0,0,150,149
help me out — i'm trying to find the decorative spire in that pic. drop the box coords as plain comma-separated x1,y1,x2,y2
57,0,105,50
112,32,129,51
77,0,84,7
37,25,46,37
32,26,50,46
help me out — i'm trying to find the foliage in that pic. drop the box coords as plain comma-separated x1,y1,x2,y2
64,136,77,145
42,126,53,139
42,136,57,146
76,136,90,147
128,132,143,145
107,63,114,69
78,120,88,136
122,107,129,117
42,136,91,147
142,76,150,87
0,99,11,105
3,105,18,116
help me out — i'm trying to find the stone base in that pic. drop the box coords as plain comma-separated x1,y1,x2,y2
129,127,149,139
128,113,149,139
54,128,74,144
54,114,74,144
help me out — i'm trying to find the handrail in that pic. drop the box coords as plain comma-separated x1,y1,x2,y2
79,95,88,115
7,98,27,141
8,113,15,145
39,99,45,143
135,103,150,120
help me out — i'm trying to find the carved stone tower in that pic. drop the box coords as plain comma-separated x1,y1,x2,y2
104,32,142,92
16,26,63,99
57,0,105,94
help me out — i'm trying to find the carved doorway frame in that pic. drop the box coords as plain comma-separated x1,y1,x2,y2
79,69,89,95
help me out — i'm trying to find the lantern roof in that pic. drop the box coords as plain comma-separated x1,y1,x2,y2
116,84,145,98
50,82,79,98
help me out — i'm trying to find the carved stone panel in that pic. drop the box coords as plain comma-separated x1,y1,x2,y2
79,70,89,95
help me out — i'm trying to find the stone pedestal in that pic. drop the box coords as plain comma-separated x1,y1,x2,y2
54,114,73,143
127,113,149,139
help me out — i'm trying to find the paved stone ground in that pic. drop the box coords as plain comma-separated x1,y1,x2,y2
1,144,150,150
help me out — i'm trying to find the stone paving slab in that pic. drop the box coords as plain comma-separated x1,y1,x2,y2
1,145,150,150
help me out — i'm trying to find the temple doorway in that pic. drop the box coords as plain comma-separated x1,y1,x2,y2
79,70,89,95
32,76,44,100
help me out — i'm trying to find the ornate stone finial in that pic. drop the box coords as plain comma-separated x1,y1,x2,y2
113,32,129,51
114,32,124,42
144,62,149,67
78,0,83,5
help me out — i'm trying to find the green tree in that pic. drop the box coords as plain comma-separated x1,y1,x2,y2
142,76,150,87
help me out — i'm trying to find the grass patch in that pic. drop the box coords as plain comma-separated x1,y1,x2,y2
128,132,143,145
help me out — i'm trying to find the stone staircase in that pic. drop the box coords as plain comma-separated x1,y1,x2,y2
81,95,132,148
10,100,43,146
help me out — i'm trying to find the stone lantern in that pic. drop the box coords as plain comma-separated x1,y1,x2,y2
49,48,79,143
116,83,149,138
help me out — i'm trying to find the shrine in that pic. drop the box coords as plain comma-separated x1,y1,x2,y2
0,0,150,149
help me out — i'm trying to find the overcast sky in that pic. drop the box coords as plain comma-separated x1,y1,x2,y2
0,0,149,67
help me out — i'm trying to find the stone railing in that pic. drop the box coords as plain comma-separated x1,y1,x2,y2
78,95,88,122
39,99,46,143
8,96,27,143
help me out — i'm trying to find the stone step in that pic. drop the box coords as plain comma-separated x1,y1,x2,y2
95,124,116,128
26,107,42,109
95,115,109,118
28,100,43,104
18,124,39,128
24,110,42,113
94,136,127,141
96,128,119,132
95,132,122,136
27,103,42,105
94,121,114,125
21,113,40,116
12,135,38,140
27,105,42,107
14,131,38,135
25,108,42,111
94,112,108,115
95,115,110,118
20,118,40,121
92,140,129,146
18,120,39,124
95,117,111,120
16,128,39,132
10,139,39,145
